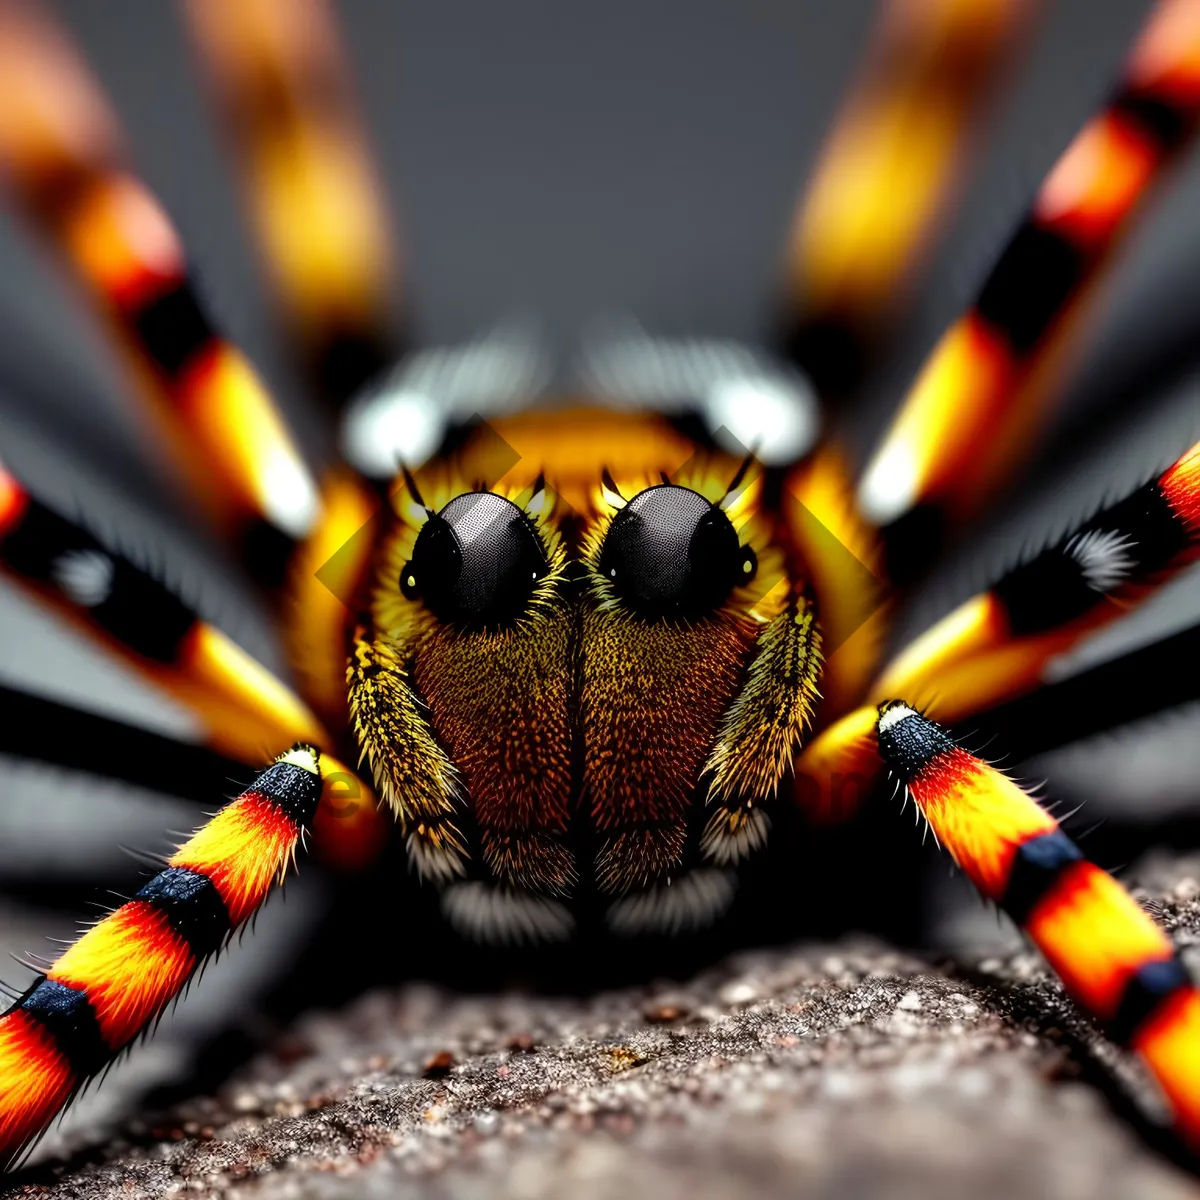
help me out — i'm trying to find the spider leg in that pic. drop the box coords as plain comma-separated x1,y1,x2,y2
782,443,889,721
281,467,379,730
0,458,390,868
793,433,1200,816
972,617,1200,763
871,434,1200,722
0,681,242,803
0,457,326,762
780,0,1034,397
773,0,1196,725
0,743,334,1168
183,0,400,414
858,0,1200,562
874,702,1200,1149
0,1,319,590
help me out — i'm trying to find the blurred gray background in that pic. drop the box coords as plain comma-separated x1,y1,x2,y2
0,0,1199,1155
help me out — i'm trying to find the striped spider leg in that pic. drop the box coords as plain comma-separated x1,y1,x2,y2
789,0,1200,1150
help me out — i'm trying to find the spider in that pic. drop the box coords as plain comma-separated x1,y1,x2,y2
0,0,1199,1178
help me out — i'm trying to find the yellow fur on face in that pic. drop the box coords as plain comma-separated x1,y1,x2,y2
349,413,822,919
704,599,823,805
347,629,466,881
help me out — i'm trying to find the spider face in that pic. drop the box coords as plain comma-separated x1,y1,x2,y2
353,415,821,941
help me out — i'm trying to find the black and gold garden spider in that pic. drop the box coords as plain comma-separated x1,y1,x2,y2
0,0,1198,1175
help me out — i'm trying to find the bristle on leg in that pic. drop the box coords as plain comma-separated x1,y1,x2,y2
0,745,330,1169
870,432,1200,723
876,702,1200,1147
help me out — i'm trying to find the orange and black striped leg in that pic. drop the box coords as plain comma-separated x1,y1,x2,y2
791,432,1200,821
870,433,1200,724
183,0,400,414
0,459,326,762
0,461,388,869
875,703,1200,1148
779,0,1034,397
0,2,319,589
0,745,329,1168
859,0,1200,572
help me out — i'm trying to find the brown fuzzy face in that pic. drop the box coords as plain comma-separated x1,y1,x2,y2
350,412,822,942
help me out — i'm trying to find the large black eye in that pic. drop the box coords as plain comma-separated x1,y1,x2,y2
401,492,549,627
597,484,755,618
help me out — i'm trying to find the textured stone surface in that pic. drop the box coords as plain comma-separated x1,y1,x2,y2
12,856,1200,1199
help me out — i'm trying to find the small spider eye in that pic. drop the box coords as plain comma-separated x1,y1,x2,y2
598,484,753,618
401,492,549,627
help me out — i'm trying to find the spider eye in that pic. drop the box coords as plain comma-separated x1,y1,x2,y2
402,492,549,627
598,484,754,618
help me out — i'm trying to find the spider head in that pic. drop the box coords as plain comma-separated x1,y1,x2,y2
352,414,821,942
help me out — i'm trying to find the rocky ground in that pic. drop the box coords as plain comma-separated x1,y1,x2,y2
9,855,1200,1200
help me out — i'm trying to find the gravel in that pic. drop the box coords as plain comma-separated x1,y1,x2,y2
12,855,1200,1200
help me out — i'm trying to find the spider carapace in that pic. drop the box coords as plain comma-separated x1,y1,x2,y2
2,0,1200,1178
